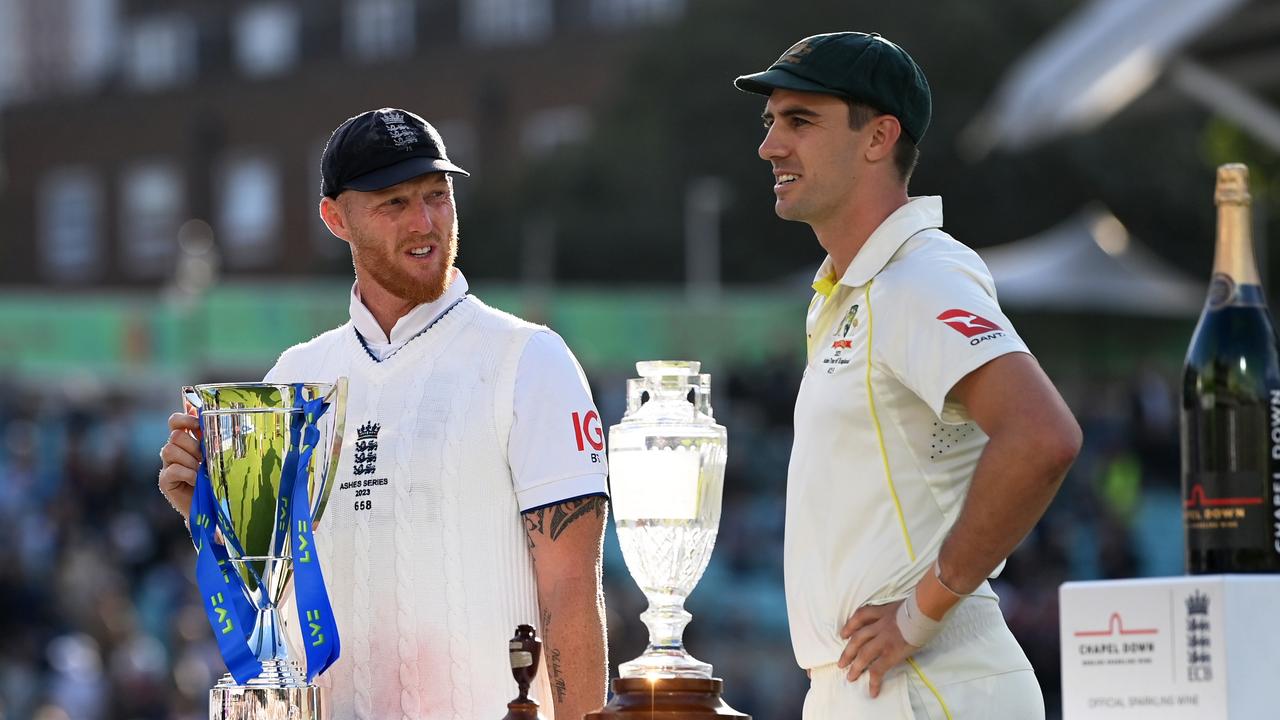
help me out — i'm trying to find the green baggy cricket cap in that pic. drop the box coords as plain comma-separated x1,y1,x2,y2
734,31,932,144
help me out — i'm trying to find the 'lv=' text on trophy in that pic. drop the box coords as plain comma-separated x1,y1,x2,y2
588,361,748,719
182,380,347,720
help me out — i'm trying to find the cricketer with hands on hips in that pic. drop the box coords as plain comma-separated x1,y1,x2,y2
736,33,1081,716
159,108,607,720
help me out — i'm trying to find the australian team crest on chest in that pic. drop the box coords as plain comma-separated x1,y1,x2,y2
821,303,860,373
836,304,859,338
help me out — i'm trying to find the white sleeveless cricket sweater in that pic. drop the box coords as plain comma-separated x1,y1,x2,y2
268,295,554,720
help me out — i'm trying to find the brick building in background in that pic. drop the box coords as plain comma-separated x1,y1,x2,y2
0,0,683,286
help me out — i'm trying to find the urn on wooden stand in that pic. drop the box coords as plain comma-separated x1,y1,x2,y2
586,362,749,719
501,625,546,720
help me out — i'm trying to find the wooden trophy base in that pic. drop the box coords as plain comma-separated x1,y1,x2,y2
585,677,749,719
501,700,545,720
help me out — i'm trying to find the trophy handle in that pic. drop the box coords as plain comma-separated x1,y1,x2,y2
179,385,205,551
181,385,203,414
311,376,348,527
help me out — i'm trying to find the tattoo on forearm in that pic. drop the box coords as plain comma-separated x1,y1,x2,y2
550,648,567,702
548,497,605,540
523,496,606,543
523,511,544,550
541,597,567,702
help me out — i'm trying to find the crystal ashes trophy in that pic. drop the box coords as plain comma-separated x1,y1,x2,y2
181,380,347,720
587,361,748,719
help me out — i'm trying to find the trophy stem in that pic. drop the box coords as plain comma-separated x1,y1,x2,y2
249,605,292,664
212,605,309,693
620,591,711,678
642,591,692,651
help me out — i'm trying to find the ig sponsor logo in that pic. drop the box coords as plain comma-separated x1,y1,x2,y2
572,410,604,463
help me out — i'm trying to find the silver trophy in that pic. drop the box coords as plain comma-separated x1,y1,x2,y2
182,380,347,720
608,361,727,678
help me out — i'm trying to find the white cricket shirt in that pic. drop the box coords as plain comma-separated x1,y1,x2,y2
785,196,1030,669
269,282,607,719
347,269,608,509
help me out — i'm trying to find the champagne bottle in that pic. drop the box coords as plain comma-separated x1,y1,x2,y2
1181,163,1280,573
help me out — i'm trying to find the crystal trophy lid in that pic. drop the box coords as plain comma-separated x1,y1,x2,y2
623,361,715,420
636,360,701,376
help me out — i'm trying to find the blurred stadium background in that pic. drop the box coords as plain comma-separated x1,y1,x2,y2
2,0,1279,717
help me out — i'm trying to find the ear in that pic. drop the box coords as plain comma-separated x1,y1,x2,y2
319,196,352,243
864,115,902,165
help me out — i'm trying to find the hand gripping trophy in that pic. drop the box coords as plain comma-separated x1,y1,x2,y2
181,379,347,720
587,362,748,719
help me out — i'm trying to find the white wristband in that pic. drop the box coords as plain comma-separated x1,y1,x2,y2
895,587,944,649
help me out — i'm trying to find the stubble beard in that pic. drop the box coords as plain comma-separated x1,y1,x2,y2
775,181,817,223
777,182,842,228
351,224,459,306
776,193,813,223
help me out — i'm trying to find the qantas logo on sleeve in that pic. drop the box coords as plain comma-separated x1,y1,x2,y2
937,309,1001,337
937,309,1008,346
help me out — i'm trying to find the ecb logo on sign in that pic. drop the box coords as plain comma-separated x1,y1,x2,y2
1185,590,1212,682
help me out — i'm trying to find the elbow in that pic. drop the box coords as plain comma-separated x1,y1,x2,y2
1043,414,1082,481
1006,410,1080,485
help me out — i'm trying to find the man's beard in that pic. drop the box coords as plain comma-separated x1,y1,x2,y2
351,225,459,305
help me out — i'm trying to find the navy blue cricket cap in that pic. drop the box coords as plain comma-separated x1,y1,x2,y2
320,107,469,198
734,32,932,144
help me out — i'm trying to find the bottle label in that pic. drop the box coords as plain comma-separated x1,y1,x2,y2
1273,387,1280,558
1184,471,1268,550
1208,273,1236,308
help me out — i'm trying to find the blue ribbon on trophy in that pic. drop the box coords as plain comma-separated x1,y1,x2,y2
189,404,265,684
188,388,341,684
281,385,341,680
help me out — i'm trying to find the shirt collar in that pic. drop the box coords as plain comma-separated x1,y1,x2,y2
813,196,944,290
348,268,469,346
810,258,839,298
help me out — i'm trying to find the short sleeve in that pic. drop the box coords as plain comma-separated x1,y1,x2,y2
509,331,610,512
262,338,310,383
872,251,1030,423
262,347,302,383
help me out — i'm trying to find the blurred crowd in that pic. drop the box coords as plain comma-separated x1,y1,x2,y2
0,379,215,720
0,359,1183,720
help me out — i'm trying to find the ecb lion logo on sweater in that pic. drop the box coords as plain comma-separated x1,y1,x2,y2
354,422,381,475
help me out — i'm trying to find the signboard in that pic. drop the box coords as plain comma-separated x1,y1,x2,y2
1060,575,1280,718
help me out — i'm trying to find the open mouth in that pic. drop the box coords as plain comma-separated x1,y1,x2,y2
775,173,799,187
407,246,434,258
